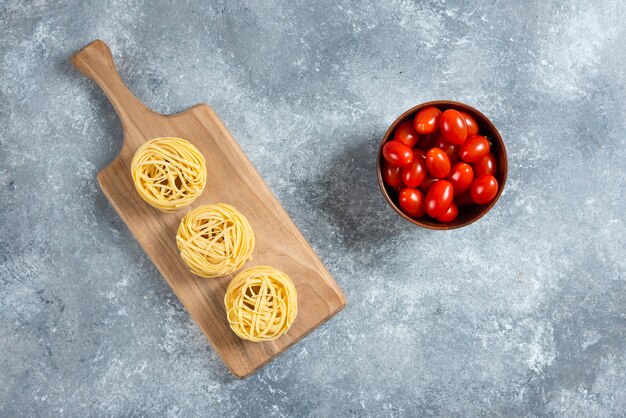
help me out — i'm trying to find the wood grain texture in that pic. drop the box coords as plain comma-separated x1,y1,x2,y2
71,40,346,378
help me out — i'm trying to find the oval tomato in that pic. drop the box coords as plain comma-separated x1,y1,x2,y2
398,188,425,217
436,202,459,222
394,120,420,148
382,140,413,167
473,153,497,177
426,148,451,178
448,162,474,195
459,111,479,136
402,155,427,188
418,175,438,192
425,180,453,218
470,175,498,204
413,107,442,135
381,160,402,188
459,135,490,163
435,136,460,165
439,109,468,145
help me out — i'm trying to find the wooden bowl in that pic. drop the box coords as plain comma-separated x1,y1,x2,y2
376,100,508,230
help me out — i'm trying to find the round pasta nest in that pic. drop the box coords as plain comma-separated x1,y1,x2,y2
131,137,206,212
176,204,255,278
224,266,297,342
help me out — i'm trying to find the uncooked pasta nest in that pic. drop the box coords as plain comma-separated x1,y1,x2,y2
131,137,206,212
176,203,255,278
224,266,297,342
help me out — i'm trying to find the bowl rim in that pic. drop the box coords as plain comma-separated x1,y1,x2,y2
376,100,508,230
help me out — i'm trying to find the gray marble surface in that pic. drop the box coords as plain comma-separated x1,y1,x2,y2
1,0,625,416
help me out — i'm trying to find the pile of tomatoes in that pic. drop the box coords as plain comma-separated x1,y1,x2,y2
380,107,499,222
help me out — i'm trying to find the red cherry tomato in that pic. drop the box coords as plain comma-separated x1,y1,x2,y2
459,135,491,163
394,120,420,148
402,155,427,188
398,188,425,217
439,109,468,145
417,132,438,151
436,202,459,222
473,153,497,177
383,140,413,167
435,136,460,165
381,160,402,188
448,162,474,195
418,175,438,192
426,148,451,178
470,175,498,205
425,180,453,218
413,107,442,135
454,192,474,207
459,111,479,136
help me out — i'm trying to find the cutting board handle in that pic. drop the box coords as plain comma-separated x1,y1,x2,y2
71,40,153,127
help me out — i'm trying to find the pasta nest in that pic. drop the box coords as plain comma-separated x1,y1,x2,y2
131,137,206,212
225,266,297,342
176,204,255,278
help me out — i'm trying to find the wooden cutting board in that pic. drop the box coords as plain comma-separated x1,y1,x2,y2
71,40,346,378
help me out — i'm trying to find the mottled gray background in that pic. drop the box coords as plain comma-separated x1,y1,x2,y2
1,0,625,416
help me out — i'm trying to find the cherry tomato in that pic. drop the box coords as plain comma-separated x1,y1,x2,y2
426,148,451,178
402,155,427,188
459,135,490,163
448,162,474,195
418,175,438,192
417,132,438,151
470,175,498,205
435,136,460,165
383,140,413,167
394,120,420,148
454,192,474,207
473,153,497,177
436,203,459,222
381,160,402,188
425,180,453,218
459,111,479,136
398,188,425,217
413,107,442,135
439,109,468,145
